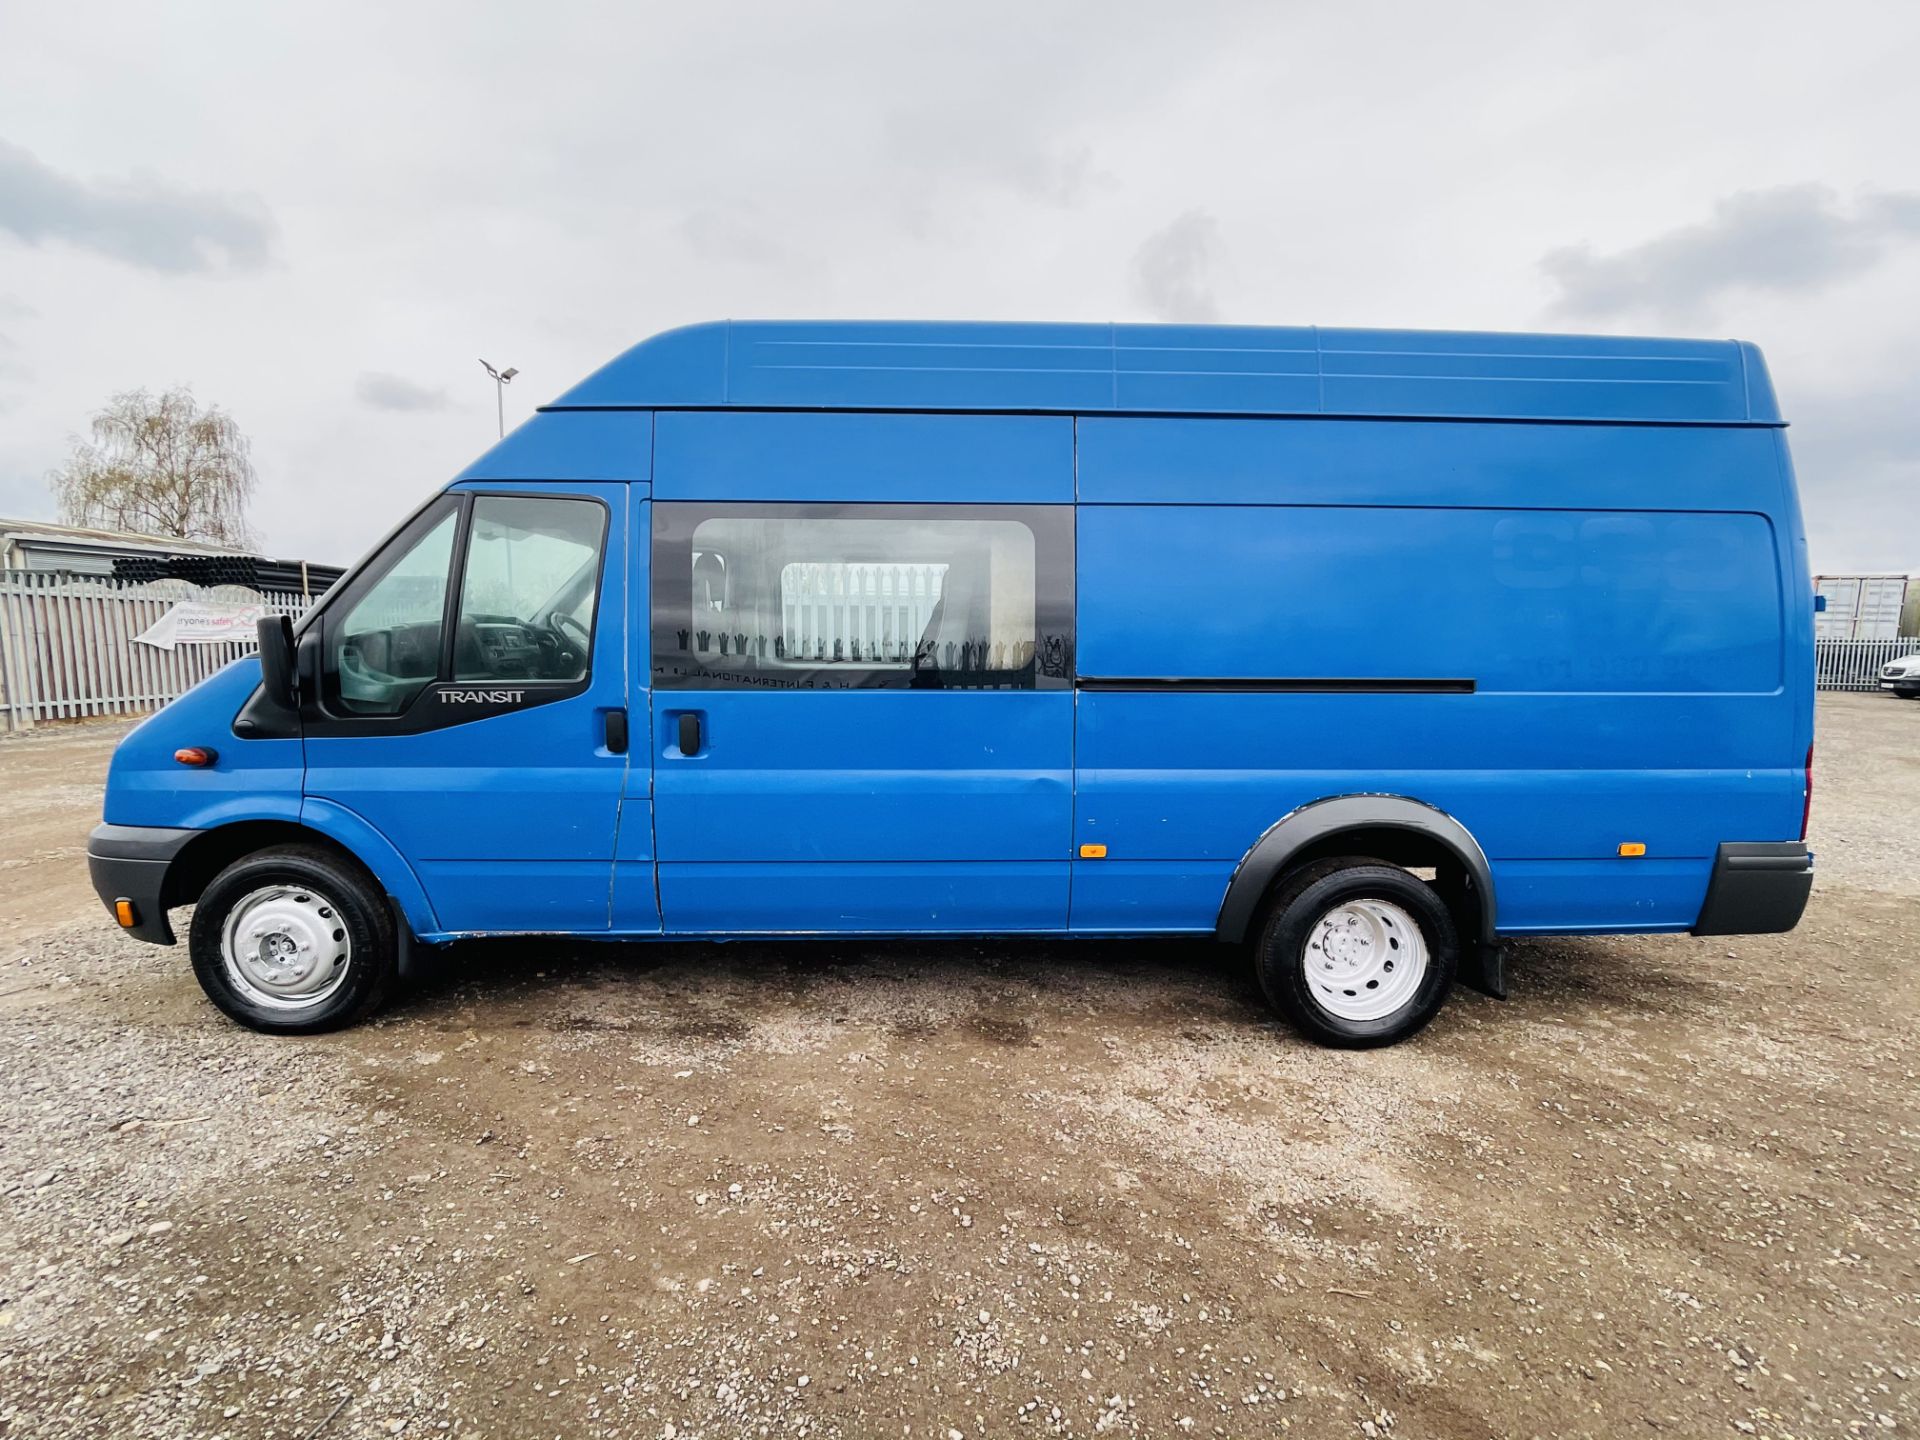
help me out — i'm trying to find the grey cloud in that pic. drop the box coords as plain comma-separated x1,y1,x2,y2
0,307,28,388
0,138,274,275
680,206,788,266
880,109,1102,210
1131,210,1223,323
1755,368,1920,569
1544,185,1920,321
355,372,452,412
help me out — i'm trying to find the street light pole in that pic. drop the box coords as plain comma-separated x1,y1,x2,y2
479,359,519,438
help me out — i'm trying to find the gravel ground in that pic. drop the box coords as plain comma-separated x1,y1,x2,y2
1,692,1915,1440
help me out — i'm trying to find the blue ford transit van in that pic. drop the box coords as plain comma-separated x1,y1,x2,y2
87,321,1816,1046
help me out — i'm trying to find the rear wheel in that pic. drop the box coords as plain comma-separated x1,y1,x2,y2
188,845,397,1033
1253,858,1457,1047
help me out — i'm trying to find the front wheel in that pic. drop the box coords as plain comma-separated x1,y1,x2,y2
188,845,398,1034
1254,859,1458,1047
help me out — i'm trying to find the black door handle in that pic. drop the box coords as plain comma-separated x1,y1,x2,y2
677,712,701,756
604,709,628,755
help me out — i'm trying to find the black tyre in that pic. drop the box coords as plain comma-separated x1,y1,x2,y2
188,845,398,1034
1253,857,1458,1048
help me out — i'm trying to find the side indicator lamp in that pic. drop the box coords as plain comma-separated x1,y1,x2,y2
1079,844,1108,859
173,747,217,767
113,898,138,928
1617,842,1646,857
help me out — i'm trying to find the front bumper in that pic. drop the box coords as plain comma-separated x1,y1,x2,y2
86,824,198,944
1692,841,1814,936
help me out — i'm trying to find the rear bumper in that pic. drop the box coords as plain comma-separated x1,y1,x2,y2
86,823,198,945
1691,841,1813,936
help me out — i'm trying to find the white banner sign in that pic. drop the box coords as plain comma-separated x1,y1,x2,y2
134,600,266,651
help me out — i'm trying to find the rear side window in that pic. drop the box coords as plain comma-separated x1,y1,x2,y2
652,503,1072,690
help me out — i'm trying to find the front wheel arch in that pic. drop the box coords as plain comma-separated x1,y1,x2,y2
161,812,437,941
164,821,362,912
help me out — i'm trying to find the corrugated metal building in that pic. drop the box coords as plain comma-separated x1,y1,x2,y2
0,516,344,598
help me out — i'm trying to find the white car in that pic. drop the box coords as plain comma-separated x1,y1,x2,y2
1881,654,1920,699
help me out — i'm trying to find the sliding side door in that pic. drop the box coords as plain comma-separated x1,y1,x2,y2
647,411,1075,934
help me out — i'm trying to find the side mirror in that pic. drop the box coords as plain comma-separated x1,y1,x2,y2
256,615,298,709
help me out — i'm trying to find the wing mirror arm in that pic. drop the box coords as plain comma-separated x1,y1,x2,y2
255,615,299,710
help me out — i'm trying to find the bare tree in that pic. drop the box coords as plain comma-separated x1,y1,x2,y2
50,387,258,546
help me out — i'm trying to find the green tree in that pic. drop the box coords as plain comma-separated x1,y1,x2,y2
50,386,257,545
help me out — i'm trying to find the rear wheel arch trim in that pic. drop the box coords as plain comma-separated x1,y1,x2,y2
1215,795,1497,944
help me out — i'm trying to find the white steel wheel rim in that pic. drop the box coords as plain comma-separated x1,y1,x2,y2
220,885,353,1011
1303,897,1428,1023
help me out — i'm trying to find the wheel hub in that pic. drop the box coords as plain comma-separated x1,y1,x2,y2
221,886,352,1010
1304,897,1429,1023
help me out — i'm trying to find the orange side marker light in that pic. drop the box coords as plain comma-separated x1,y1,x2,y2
1617,842,1646,857
113,898,138,928
1079,844,1108,859
173,747,216,767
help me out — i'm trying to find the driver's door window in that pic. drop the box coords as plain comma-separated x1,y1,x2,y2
453,496,606,682
329,506,458,716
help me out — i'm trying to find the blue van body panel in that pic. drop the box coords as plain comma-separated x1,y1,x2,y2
102,659,304,830
611,492,663,934
457,410,653,485
296,795,441,938
653,691,1073,933
1076,503,1785,691
548,320,1782,427
1075,416,1788,510
1073,429,1803,936
659,862,1070,935
655,411,1074,503
1068,859,1240,934
301,480,633,936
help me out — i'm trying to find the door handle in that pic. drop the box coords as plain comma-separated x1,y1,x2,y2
604,708,629,755
677,711,701,756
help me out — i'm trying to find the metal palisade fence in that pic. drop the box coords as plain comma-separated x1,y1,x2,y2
1815,636,1920,693
0,570,311,734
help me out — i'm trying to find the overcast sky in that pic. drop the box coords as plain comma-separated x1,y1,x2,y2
1,1,1915,571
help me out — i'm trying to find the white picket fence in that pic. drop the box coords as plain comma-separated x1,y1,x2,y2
0,570,311,734
1816,636,1920,693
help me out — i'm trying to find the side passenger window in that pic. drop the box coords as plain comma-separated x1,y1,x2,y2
328,505,459,716
653,503,1072,690
321,493,609,718
454,496,607,683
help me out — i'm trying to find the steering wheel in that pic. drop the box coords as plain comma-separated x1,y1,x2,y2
551,612,591,664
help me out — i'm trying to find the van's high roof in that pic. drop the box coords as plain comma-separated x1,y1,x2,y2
545,320,1783,427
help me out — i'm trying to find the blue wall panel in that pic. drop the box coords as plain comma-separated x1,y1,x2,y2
1068,860,1237,934
659,861,1070,934
654,411,1074,503
1077,504,1784,693
458,410,652,484
1077,417,1786,511
547,321,1782,425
